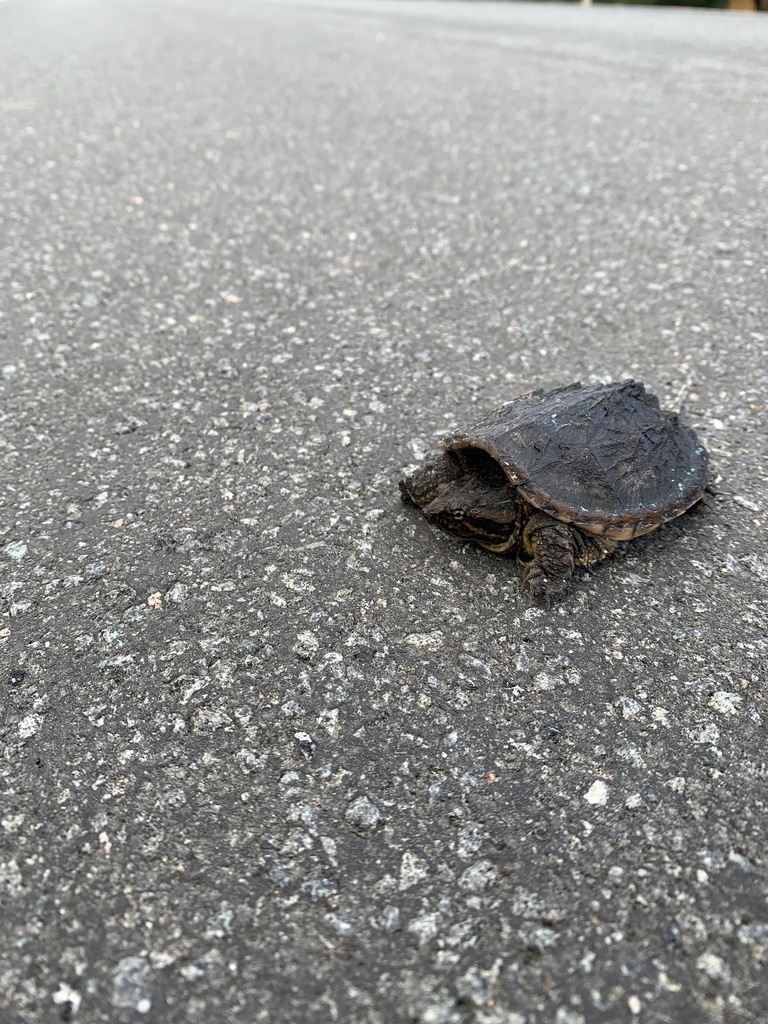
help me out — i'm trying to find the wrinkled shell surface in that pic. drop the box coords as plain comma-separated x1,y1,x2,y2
443,380,709,540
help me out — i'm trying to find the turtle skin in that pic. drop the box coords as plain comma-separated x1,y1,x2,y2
400,380,710,603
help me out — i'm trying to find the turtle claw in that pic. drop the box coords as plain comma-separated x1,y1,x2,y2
521,563,569,607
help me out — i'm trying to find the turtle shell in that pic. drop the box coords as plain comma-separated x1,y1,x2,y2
442,380,709,540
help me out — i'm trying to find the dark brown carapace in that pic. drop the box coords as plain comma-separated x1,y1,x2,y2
400,380,710,603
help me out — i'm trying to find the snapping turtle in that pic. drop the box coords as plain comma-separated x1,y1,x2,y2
399,380,710,602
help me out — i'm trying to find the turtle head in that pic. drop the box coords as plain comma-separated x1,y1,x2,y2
399,451,464,508
421,478,518,548
402,447,520,550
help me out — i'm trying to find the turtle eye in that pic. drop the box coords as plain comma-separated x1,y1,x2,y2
453,509,465,521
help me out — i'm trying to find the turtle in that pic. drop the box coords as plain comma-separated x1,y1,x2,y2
399,379,710,602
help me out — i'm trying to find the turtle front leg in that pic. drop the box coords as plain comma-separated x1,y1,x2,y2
521,514,575,603
521,513,616,603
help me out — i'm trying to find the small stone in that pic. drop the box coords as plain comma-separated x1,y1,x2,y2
692,723,720,745
52,982,82,1016
18,714,42,739
0,859,23,896
733,495,762,513
300,877,337,901
405,631,444,651
325,911,355,936
407,911,439,944
399,850,429,890
665,776,686,793
584,780,609,806
345,795,381,830
696,952,729,981
112,956,155,1011
3,541,27,561
459,859,498,892
514,650,530,672
618,696,641,718
456,961,502,1009
294,731,316,757
162,788,187,808
167,582,189,603
555,1008,585,1024
294,630,319,660
708,691,743,715
380,906,400,932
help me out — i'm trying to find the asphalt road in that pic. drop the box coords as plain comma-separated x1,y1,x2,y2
1,0,768,1021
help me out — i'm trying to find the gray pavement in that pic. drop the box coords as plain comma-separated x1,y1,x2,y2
1,0,768,1021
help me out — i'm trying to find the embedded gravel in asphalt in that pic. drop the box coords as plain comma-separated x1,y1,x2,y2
1,0,767,1021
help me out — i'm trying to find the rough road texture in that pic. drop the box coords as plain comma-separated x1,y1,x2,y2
1,0,767,1022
